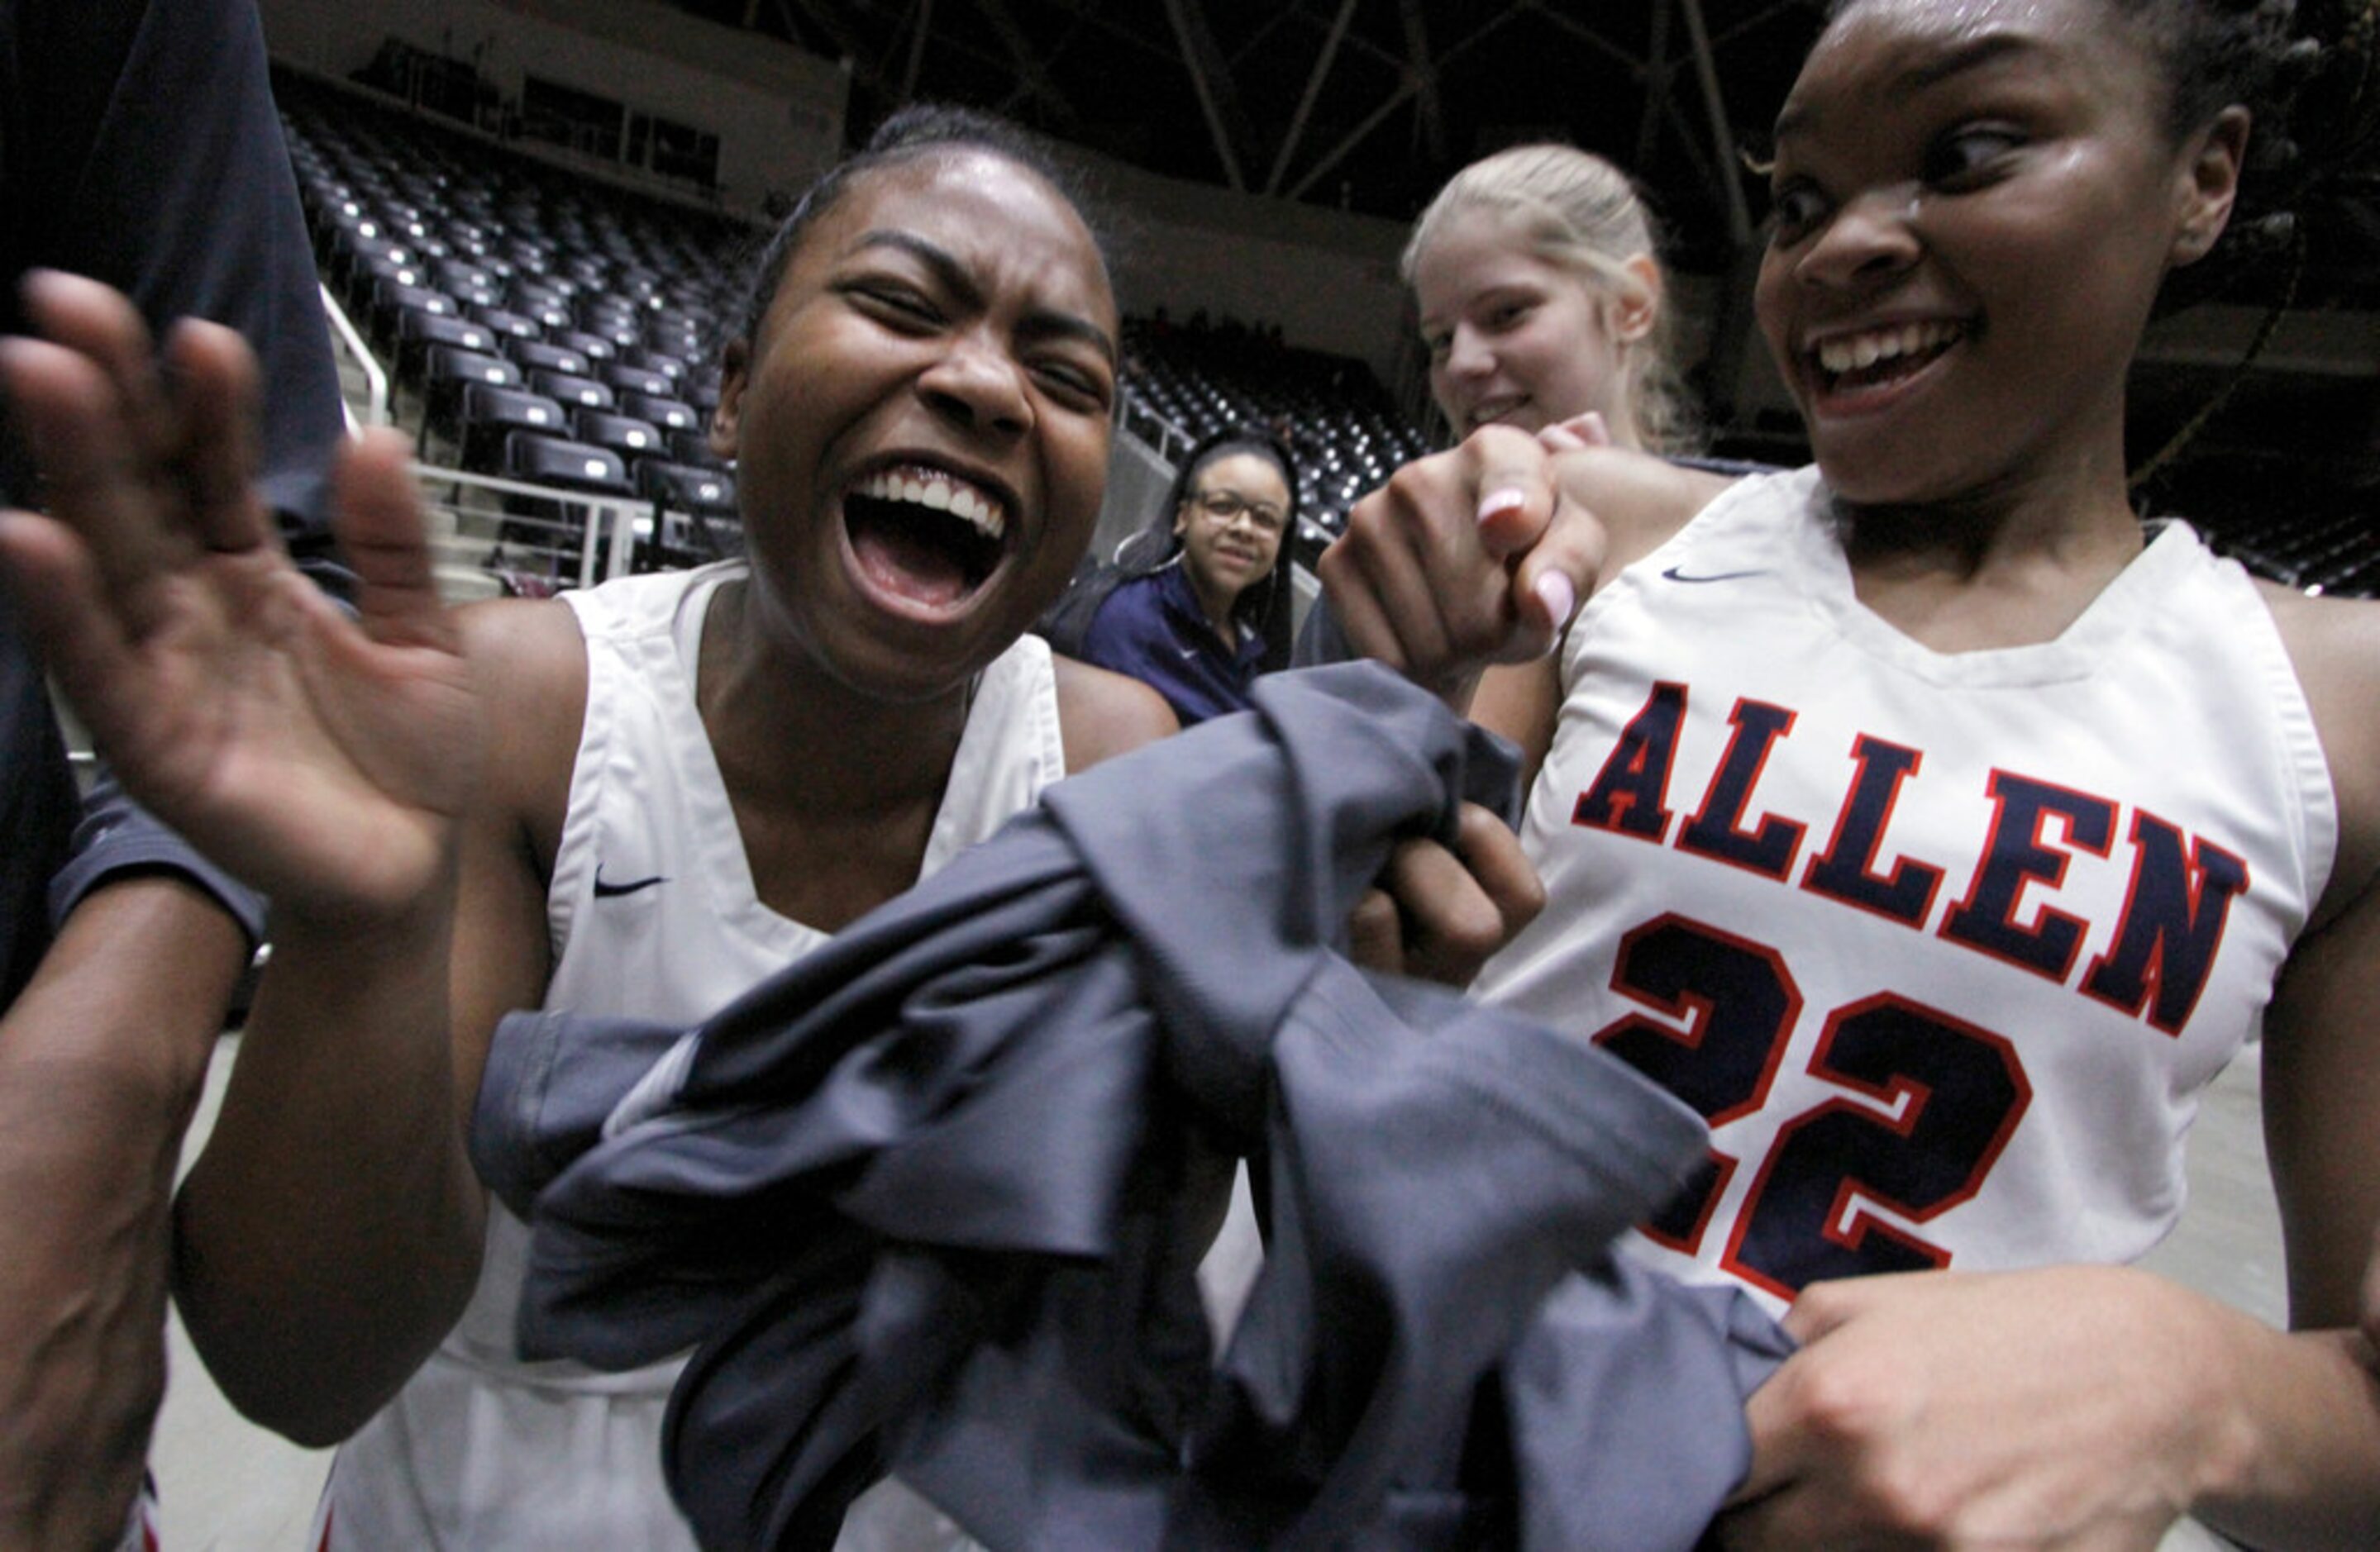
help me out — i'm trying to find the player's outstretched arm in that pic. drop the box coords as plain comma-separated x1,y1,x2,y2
0,271,491,1443
1719,1264,2380,1550
1319,429,1728,724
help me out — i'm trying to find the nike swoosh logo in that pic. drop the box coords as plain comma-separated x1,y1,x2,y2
593,869,668,898
1662,566,1768,584
1178,646,1202,659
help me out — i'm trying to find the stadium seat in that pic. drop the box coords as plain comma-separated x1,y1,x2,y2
367,280,457,350
394,311,499,387
508,279,572,316
572,408,666,464
620,391,699,434
639,459,737,518
669,427,727,469
601,363,675,400
635,461,742,570
529,369,617,412
550,328,620,363
622,347,689,383
343,249,429,311
423,345,522,402
455,384,570,470
500,433,634,500
469,304,543,344
434,260,502,307
504,339,591,378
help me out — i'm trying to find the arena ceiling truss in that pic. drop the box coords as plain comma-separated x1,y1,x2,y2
665,0,2376,493
675,0,1829,265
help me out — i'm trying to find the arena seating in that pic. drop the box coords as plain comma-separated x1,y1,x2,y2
279,67,1455,597
281,69,1457,593
2152,454,2380,597
282,69,754,588
283,66,2370,602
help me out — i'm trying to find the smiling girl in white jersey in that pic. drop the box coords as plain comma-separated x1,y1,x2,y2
1322,0,2380,1542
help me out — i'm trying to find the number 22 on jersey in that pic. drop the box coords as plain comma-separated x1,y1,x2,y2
1595,913,2032,1302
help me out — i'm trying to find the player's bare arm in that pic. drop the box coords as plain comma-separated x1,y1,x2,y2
1053,653,1180,773
173,595,585,1445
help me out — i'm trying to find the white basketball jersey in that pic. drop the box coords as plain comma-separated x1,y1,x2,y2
319,561,1066,1548
1472,468,2335,1313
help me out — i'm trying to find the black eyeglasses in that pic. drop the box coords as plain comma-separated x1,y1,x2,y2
1190,488,1287,535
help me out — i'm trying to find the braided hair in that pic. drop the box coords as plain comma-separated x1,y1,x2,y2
2112,0,2379,476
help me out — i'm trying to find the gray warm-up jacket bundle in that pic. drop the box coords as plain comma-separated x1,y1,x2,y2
471,661,1791,1551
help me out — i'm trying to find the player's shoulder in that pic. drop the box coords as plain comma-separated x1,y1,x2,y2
1554,445,1748,576
454,593,587,699
1052,653,1180,774
2255,578,2380,733
2255,579,2380,926
453,594,589,818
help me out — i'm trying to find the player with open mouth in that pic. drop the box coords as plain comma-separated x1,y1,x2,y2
0,107,1166,1550
1,90,1545,1546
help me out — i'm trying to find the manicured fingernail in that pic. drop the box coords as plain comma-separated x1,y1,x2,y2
1534,571,1576,626
1476,487,1525,524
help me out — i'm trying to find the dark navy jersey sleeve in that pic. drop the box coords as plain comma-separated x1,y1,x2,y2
0,621,79,1007
0,0,344,991
0,0,345,539
46,767,269,949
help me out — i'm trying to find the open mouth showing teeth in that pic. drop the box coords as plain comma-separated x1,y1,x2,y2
1812,320,1964,392
842,463,1011,608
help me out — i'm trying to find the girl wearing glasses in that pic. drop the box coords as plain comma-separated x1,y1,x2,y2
1076,425,1298,724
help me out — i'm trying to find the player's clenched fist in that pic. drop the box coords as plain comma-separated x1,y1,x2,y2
1720,1266,2258,1551
1318,424,1608,710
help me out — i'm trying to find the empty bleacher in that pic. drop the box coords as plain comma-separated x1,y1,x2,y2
280,66,752,597
2134,448,2380,598
279,65,1447,599
280,64,2374,605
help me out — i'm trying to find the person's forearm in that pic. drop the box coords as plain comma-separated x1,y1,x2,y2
172,897,486,1448
2189,1309,2380,1548
0,876,245,1551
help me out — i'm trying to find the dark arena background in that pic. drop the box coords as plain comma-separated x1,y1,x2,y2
128,0,2368,1539
257,0,2379,600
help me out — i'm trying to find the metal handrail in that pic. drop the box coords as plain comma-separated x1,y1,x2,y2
408,461,651,591
1120,388,1195,465
318,282,389,428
